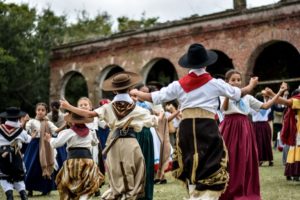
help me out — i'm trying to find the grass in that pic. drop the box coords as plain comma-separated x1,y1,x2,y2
1,150,299,200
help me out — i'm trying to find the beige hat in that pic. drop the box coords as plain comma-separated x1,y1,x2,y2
102,71,142,91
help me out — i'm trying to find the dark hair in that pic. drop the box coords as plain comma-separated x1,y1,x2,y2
225,69,242,82
50,101,60,122
255,92,264,102
35,102,48,112
165,100,179,109
291,88,300,96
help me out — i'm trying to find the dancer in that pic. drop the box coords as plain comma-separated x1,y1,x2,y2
219,70,286,200
45,112,104,200
130,43,258,200
0,107,34,200
60,71,160,200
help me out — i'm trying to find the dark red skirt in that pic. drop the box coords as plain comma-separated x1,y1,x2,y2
253,121,273,162
219,114,261,200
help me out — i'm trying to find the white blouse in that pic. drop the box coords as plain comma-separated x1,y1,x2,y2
251,108,271,122
25,119,58,138
221,95,263,116
49,129,98,151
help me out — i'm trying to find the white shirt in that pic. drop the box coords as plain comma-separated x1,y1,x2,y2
151,69,241,114
221,95,263,116
251,108,271,122
25,119,58,137
49,129,98,151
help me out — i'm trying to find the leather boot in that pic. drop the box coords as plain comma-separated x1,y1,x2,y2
5,190,14,200
19,190,28,200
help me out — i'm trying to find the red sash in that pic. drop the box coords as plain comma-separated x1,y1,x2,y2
178,72,212,93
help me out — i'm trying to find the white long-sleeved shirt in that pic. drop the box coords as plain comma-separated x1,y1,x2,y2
25,119,57,137
49,128,98,151
151,69,241,114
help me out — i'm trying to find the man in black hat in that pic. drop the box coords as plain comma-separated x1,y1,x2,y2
0,107,34,200
130,43,259,200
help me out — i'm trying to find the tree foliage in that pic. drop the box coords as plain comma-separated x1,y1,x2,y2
117,12,159,32
0,1,159,115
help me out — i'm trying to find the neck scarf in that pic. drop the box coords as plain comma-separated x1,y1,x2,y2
178,72,212,93
38,118,55,179
71,124,89,137
281,94,300,146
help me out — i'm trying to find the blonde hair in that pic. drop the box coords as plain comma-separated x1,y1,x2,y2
77,97,93,108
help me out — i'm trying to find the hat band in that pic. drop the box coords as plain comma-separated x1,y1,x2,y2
112,79,131,88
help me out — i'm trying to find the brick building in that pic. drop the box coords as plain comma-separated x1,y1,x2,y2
50,0,300,105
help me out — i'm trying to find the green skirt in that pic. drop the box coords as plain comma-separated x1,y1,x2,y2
135,127,154,200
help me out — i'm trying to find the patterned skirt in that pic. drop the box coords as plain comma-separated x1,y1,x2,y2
55,158,104,200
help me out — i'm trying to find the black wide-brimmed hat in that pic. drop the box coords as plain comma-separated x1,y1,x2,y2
178,43,218,69
64,112,94,124
0,107,26,119
102,71,142,91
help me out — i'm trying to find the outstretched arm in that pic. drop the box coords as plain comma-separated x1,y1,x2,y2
240,77,259,97
263,85,292,107
60,99,98,118
130,89,153,102
261,82,289,109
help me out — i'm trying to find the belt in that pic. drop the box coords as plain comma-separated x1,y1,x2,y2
68,147,92,159
182,108,215,119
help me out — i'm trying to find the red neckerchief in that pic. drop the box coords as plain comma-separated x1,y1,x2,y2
71,124,89,137
178,72,212,93
281,94,300,145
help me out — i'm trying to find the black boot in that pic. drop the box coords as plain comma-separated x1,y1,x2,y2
5,190,14,200
19,190,28,200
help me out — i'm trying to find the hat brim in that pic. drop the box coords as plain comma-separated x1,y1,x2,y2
64,113,94,124
178,50,218,69
102,71,142,91
0,111,26,118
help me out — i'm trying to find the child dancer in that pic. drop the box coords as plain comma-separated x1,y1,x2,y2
77,97,105,196
24,102,58,196
130,43,258,200
219,70,286,200
45,112,104,200
60,71,159,200
251,93,273,166
0,107,34,200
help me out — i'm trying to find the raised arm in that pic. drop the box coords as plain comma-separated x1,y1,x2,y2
263,85,292,107
60,99,98,118
261,82,289,109
240,77,259,97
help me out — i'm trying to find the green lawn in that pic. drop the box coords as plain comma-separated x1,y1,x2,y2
1,150,299,199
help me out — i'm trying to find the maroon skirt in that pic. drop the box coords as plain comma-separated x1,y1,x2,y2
253,121,273,162
219,114,261,200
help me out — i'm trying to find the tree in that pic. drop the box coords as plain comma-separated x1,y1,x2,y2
64,10,112,43
117,12,159,32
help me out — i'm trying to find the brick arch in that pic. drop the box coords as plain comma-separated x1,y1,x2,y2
60,71,88,105
142,58,178,87
95,65,124,100
206,50,234,79
247,40,300,90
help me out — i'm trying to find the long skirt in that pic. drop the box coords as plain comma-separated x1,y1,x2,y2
55,158,104,200
173,118,229,194
253,121,273,162
135,127,154,200
24,138,56,193
285,145,300,177
219,114,261,200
